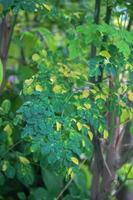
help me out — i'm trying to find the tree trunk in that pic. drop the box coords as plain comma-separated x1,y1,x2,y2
0,14,17,92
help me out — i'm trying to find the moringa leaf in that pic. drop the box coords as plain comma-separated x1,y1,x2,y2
0,59,3,86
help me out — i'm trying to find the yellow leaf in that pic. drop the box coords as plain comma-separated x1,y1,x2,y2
56,122,61,131
103,130,109,139
98,125,105,133
119,100,126,107
99,50,111,59
90,89,96,94
77,122,82,131
67,167,72,175
71,157,79,165
76,105,82,110
83,124,90,129
35,3,40,8
4,124,12,136
41,49,47,57
67,168,74,178
125,63,132,69
32,54,40,61
82,90,89,98
19,156,30,164
43,3,52,11
6,82,12,89
128,91,133,102
53,84,62,93
25,79,33,86
84,103,91,109
35,84,43,92
73,12,80,19
50,76,56,84
71,118,76,123
88,130,93,141
120,109,129,123
23,86,33,95
2,161,8,171
95,94,106,100
26,86,33,95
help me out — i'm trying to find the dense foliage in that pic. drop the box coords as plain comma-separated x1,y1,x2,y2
0,0,133,200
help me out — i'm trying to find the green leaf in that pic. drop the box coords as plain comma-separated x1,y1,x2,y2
29,188,48,200
17,192,26,200
130,122,133,135
1,160,15,179
16,162,34,186
4,165,15,179
1,99,11,114
116,40,130,57
120,109,129,123
68,39,80,59
0,59,3,86
41,168,62,196
118,163,133,183
0,172,5,186
36,27,56,51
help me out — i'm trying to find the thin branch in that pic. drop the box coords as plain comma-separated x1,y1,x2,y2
103,155,112,177
0,139,23,161
90,0,101,58
56,159,87,200
112,164,133,197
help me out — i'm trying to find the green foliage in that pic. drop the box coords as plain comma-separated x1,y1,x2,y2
16,160,35,186
29,188,48,200
0,59,3,85
0,0,133,199
0,172,5,186
19,19,133,170
118,163,133,188
0,0,47,14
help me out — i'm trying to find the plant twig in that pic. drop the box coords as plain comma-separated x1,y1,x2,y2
56,159,87,200
0,139,23,161
112,164,133,196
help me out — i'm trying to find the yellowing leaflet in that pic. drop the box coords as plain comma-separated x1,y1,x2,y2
53,84,62,93
77,122,82,131
88,131,93,141
128,91,133,102
4,124,12,136
32,54,40,61
82,90,89,98
35,84,43,92
99,50,111,59
67,168,74,178
103,130,109,139
71,157,79,165
56,122,62,131
43,4,52,11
